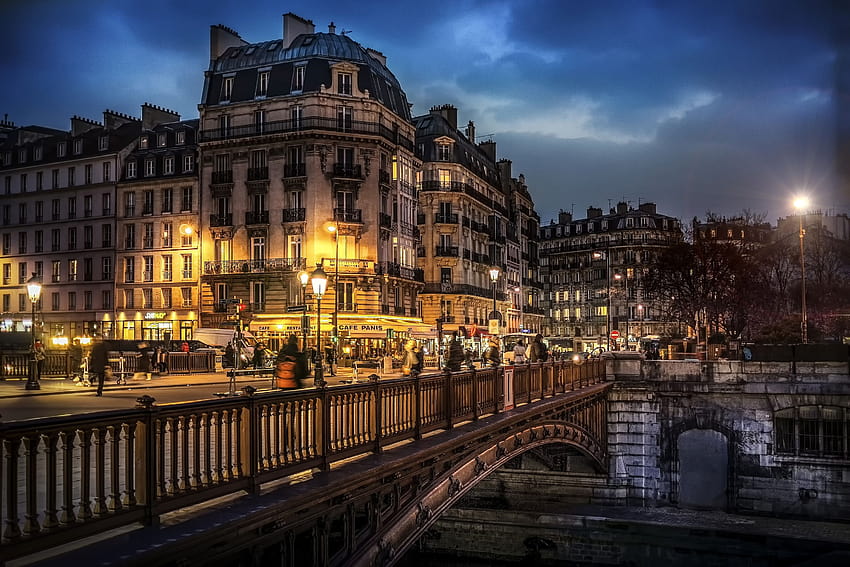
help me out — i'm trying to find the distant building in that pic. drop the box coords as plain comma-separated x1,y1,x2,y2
540,202,683,351
693,216,773,248
114,105,199,341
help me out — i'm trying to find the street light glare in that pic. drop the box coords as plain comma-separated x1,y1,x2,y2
793,196,809,211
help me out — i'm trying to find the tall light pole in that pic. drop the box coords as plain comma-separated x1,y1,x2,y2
614,271,629,350
25,273,43,390
327,225,340,360
488,266,501,335
298,270,309,352
310,264,328,386
793,196,809,344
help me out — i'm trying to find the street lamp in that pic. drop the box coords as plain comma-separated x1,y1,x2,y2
310,264,328,386
614,272,629,350
593,249,611,350
298,270,309,351
488,266,501,334
793,196,809,344
25,273,43,390
327,225,340,360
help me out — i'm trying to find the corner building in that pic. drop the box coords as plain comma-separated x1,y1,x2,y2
198,15,423,354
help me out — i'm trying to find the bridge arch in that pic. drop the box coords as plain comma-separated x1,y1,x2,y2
352,418,606,566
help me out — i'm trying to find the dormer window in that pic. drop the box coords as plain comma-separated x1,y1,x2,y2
626,217,634,228
437,143,451,161
176,131,185,145
164,156,174,175
57,142,66,158
139,136,148,149
18,149,27,163
144,158,155,177
221,76,234,102
98,135,108,150
73,139,83,154
292,66,305,92
337,72,352,95
256,70,270,97
126,161,137,179
157,133,167,147
34,146,42,161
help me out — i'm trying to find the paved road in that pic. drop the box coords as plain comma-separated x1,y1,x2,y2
0,366,421,422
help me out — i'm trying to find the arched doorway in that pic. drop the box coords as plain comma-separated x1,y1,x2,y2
677,429,728,509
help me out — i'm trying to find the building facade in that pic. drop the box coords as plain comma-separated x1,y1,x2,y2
0,111,143,343
197,16,423,355
114,106,200,342
540,202,683,351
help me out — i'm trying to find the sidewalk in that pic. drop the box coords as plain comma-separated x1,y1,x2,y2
0,365,414,399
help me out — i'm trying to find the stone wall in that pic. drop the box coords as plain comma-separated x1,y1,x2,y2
606,354,850,520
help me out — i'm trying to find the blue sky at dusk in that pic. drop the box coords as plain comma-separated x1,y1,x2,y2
2,0,846,224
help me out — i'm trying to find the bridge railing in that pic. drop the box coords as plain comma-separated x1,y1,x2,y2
0,359,605,561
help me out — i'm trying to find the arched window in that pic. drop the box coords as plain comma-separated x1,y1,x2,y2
775,406,848,457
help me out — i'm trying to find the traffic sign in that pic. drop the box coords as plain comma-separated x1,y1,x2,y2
286,305,308,313
610,330,621,340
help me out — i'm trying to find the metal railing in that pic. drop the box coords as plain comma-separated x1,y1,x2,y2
0,359,604,560
203,257,306,275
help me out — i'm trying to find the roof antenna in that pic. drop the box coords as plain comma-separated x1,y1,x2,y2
341,28,352,36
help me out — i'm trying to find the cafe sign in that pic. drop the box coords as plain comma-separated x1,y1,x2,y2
339,324,387,338
144,312,167,320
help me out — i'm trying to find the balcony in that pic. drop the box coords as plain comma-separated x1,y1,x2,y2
211,170,233,184
522,305,546,315
198,116,415,153
379,169,391,185
379,212,393,228
209,213,233,227
332,163,363,179
333,208,362,223
247,166,269,181
322,258,375,275
203,257,305,275
282,208,306,223
375,261,424,282
284,163,306,177
142,206,154,216
245,210,269,225
435,213,459,224
471,252,491,264
435,246,459,257
422,282,506,302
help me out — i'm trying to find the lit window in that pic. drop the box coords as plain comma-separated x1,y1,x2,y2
157,133,166,147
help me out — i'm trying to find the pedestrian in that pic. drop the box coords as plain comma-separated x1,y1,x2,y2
33,340,46,380
402,339,423,377
528,334,549,362
133,342,153,380
484,338,501,367
223,341,235,368
275,335,307,389
156,345,168,373
252,343,268,369
464,348,475,370
180,341,190,353
69,339,83,381
513,339,527,364
446,331,464,372
89,341,109,396
325,345,336,376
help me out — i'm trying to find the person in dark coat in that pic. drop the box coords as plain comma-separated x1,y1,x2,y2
446,332,464,372
402,339,423,377
528,334,549,362
89,341,109,396
223,341,235,368
252,343,268,369
275,335,307,389
69,339,83,380
483,339,501,367
134,342,153,380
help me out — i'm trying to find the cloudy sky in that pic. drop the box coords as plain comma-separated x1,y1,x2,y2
2,0,846,225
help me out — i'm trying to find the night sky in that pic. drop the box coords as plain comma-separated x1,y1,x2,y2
2,0,846,225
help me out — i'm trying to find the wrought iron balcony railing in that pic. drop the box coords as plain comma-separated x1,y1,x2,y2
203,257,306,275
435,246,459,257
332,164,363,179
245,211,269,225
209,213,233,227
282,208,306,223
211,170,233,184
421,282,507,301
284,163,306,177
435,213,459,224
333,208,362,223
247,166,269,181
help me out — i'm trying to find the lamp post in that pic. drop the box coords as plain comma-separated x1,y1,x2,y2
310,264,328,386
514,286,521,333
25,273,43,390
793,196,809,344
593,248,611,350
298,270,309,352
327,225,340,361
488,266,501,334
614,272,629,350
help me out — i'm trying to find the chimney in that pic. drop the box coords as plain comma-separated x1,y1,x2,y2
497,159,512,182
558,210,572,225
638,202,657,214
70,116,100,137
142,103,180,130
282,13,315,48
479,140,496,163
616,201,629,214
210,24,247,60
103,109,139,130
366,48,387,66
466,120,475,142
328,22,336,34
429,104,457,129
587,207,603,219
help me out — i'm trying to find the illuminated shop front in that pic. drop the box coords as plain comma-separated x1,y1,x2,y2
114,310,197,342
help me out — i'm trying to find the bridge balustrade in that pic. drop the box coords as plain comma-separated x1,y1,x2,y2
0,359,605,562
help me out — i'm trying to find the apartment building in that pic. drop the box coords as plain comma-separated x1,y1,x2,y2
0,111,141,341
540,202,682,351
114,105,200,341
197,15,423,353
